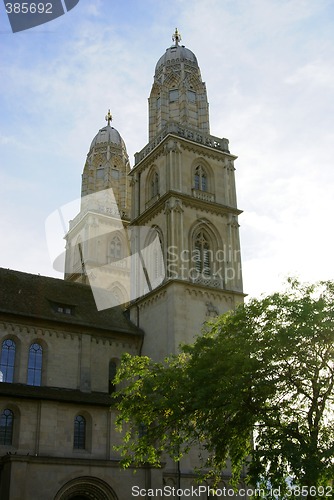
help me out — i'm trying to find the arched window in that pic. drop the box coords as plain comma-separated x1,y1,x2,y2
73,415,86,449
144,227,164,289
109,235,122,260
0,409,14,445
27,343,43,386
0,339,16,383
151,171,159,198
194,230,211,277
73,237,84,272
153,247,161,280
194,165,207,191
109,361,117,394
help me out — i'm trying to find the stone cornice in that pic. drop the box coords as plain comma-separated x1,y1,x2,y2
130,190,242,226
0,316,143,344
131,129,237,175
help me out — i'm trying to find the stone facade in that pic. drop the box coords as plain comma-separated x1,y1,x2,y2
0,31,245,499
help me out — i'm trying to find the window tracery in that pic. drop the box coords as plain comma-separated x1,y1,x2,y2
194,165,207,192
109,235,122,260
73,415,86,449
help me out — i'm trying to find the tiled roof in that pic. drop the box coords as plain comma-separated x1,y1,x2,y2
0,268,142,336
0,382,114,406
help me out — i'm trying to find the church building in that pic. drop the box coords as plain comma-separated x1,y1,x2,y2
0,30,244,499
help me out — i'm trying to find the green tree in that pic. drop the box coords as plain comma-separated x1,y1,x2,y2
114,279,334,497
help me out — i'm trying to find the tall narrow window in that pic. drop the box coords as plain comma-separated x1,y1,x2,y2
73,237,83,270
109,361,117,394
27,343,43,386
110,236,122,260
194,165,207,191
0,409,14,445
153,248,160,280
153,241,164,281
194,231,211,277
73,415,86,449
0,339,16,383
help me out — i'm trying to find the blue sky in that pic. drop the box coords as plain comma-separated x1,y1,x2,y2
1,0,334,298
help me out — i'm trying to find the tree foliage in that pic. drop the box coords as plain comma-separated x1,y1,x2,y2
113,279,334,493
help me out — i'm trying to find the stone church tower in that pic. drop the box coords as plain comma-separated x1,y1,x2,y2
64,110,132,308
64,29,244,359
129,29,244,360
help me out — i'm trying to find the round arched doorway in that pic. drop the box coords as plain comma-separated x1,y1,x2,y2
54,476,118,500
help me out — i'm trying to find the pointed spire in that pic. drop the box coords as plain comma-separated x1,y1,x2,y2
105,109,112,126
172,28,181,46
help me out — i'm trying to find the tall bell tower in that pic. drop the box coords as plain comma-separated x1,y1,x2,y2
129,30,244,360
64,111,132,307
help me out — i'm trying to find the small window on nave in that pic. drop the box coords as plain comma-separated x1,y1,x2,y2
0,409,14,445
51,302,74,315
194,165,207,192
194,230,211,278
187,90,196,102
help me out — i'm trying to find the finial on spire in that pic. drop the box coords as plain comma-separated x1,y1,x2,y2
172,28,181,46
105,109,112,126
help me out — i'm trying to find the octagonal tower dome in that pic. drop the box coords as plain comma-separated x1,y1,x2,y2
81,111,131,216
149,29,210,141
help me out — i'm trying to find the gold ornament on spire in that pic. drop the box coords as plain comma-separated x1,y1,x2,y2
105,109,112,126
172,28,181,46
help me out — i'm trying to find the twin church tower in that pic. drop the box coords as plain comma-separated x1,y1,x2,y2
64,29,244,360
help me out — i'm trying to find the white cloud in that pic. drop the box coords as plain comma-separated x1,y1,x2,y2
285,60,334,87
